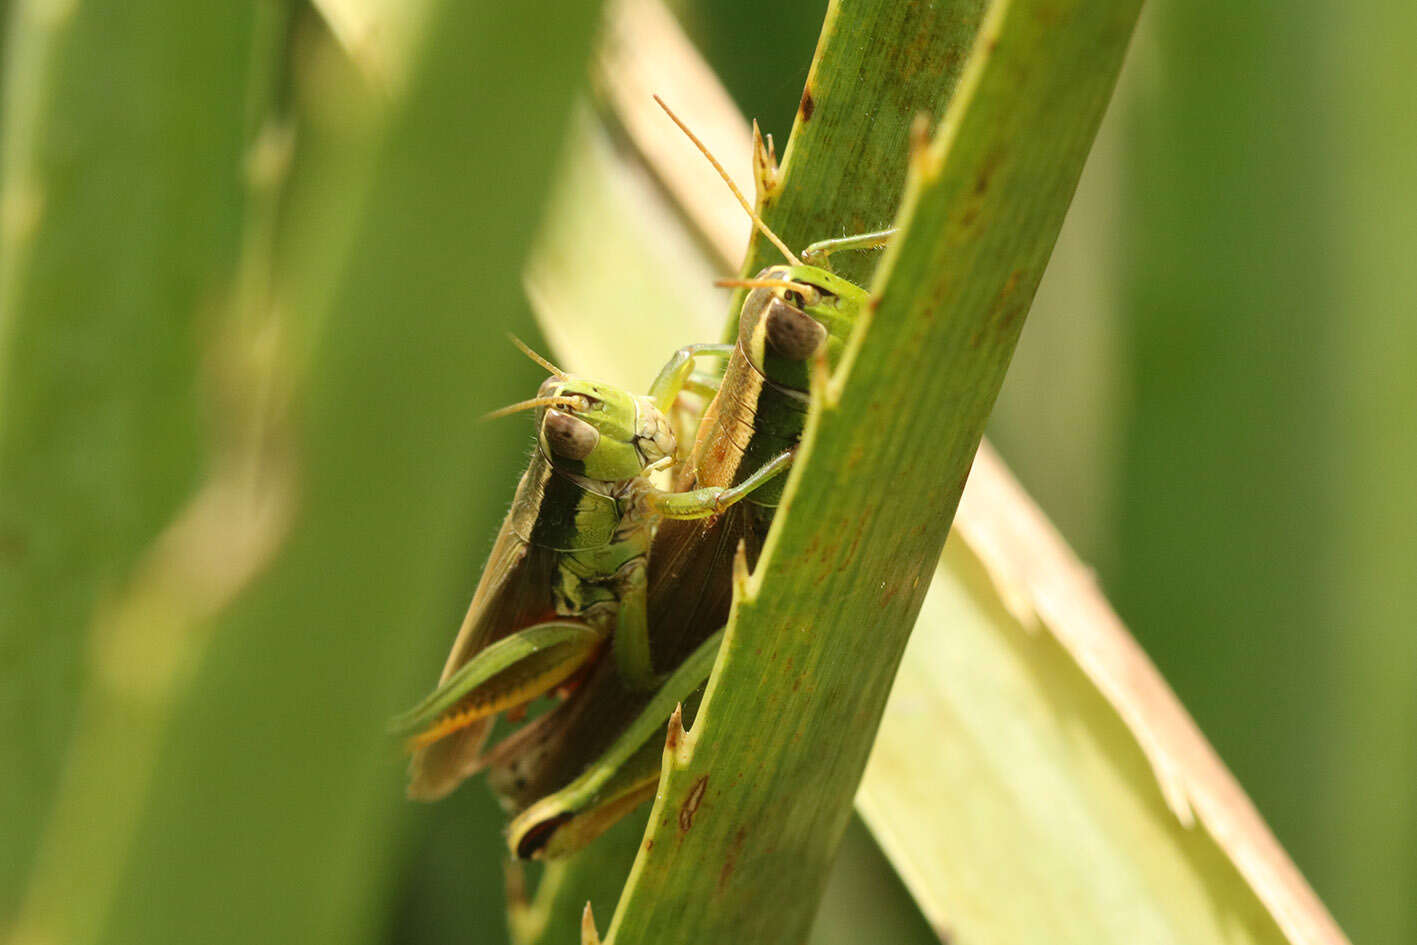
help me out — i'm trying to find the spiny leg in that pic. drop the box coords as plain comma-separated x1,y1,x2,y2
391,622,605,750
648,342,734,413
649,447,796,520
800,228,898,269
507,627,724,859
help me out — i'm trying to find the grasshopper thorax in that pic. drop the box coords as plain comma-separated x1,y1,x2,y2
738,265,870,393
535,377,675,483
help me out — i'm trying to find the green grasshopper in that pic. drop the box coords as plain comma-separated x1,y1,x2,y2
485,99,896,858
392,340,792,801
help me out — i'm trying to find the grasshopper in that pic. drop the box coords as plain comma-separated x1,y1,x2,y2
392,340,792,801
485,100,896,858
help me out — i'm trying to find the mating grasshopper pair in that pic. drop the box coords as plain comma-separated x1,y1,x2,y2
390,100,894,859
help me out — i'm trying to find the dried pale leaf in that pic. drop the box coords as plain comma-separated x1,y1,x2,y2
596,0,752,267
307,0,437,91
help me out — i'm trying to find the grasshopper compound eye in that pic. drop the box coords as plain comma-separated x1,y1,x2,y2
543,409,600,461
764,296,828,361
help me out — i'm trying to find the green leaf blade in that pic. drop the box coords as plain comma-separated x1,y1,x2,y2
0,0,266,920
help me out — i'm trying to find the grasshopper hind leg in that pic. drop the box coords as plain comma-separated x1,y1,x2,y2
513,738,663,860
396,622,606,800
505,627,724,859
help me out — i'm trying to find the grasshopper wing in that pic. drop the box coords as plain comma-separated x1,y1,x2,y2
480,510,758,817
406,508,561,800
644,503,763,671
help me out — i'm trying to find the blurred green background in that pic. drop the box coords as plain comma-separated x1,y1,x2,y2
1,0,1409,943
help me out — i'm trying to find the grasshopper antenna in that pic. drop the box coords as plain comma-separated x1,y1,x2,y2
714,277,821,305
508,333,566,377
714,277,816,293
483,396,579,422
653,95,803,267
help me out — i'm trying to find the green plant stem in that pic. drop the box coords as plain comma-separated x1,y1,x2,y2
600,0,1141,942
739,0,986,288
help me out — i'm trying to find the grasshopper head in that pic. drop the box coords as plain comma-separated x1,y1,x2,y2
535,377,675,482
737,264,870,391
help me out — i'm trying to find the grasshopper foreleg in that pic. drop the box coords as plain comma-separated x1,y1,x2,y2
650,446,796,519
648,343,735,413
799,227,898,269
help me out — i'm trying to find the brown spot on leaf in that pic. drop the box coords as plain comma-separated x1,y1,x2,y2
944,44,962,73
679,775,709,832
975,148,1003,195
998,302,1024,338
799,86,816,121
838,532,863,570
0,526,27,561
994,268,1028,337
717,827,748,893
